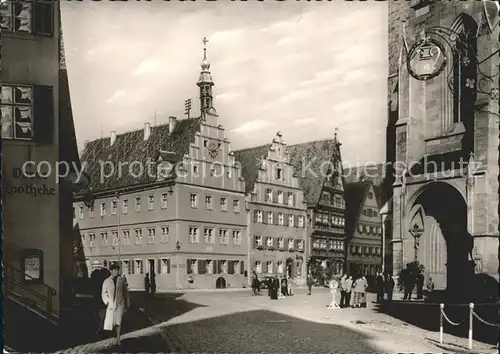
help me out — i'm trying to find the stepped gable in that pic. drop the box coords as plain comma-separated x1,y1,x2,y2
344,180,372,238
80,118,201,193
234,139,336,207
233,144,270,194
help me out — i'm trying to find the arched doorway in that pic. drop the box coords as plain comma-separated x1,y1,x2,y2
408,182,473,297
216,277,226,289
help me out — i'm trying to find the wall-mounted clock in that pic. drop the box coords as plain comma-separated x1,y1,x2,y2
208,141,219,159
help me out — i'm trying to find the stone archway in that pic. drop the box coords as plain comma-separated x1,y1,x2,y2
408,182,473,297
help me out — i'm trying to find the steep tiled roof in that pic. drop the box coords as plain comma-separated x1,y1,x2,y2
344,163,385,186
234,139,337,207
344,181,372,237
80,118,201,193
233,144,270,194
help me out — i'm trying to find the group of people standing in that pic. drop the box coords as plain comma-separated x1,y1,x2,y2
375,271,396,303
251,271,296,299
90,261,130,346
144,272,157,296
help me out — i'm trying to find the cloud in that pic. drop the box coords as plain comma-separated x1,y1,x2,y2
216,92,242,101
132,59,160,76
210,29,247,44
292,118,317,126
106,89,127,103
231,120,272,134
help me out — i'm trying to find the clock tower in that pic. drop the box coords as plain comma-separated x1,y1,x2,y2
197,37,216,116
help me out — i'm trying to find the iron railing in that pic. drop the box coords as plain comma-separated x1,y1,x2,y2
3,263,58,322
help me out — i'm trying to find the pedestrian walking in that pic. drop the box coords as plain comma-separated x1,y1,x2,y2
252,271,260,296
416,271,424,299
339,274,347,308
384,272,394,302
101,264,130,346
289,277,295,296
426,276,434,294
91,261,110,336
345,275,353,307
150,272,157,297
376,271,384,303
306,271,314,295
281,276,288,297
270,276,279,300
327,277,340,309
144,273,151,295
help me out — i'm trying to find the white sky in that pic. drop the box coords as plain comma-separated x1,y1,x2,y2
61,1,388,165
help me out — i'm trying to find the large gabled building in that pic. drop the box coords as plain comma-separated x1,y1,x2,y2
234,133,308,282
344,180,383,277
74,39,248,290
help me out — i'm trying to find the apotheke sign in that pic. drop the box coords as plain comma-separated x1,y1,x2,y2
3,167,56,197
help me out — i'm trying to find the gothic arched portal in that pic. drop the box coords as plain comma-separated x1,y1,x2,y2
408,182,473,297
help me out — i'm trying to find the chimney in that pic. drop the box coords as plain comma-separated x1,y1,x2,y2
144,122,151,140
169,116,177,135
110,131,117,146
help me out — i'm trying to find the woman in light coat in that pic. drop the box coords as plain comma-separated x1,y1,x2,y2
352,275,367,308
102,264,130,345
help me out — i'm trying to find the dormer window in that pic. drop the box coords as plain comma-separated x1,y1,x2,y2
276,167,282,180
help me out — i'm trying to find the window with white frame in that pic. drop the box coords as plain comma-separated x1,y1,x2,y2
287,192,294,206
135,197,141,212
278,213,284,225
79,206,84,219
135,260,144,274
232,230,241,245
267,212,273,224
278,237,284,248
266,237,274,247
123,230,130,245
277,191,284,204
190,194,198,208
111,200,117,215
100,203,106,217
256,210,263,223
288,215,294,227
265,188,273,202
255,261,262,273
234,261,241,274
101,232,108,246
298,216,305,228
1,85,33,140
122,260,130,275
0,1,54,35
266,261,273,274
255,235,262,246
188,259,198,274
288,238,294,249
205,195,213,209
89,205,94,218
147,228,156,243
226,169,232,179
277,261,284,274
89,233,96,247
233,199,240,213
122,199,128,214
161,226,169,243
220,197,227,211
112,231,119,246
219,229,228,245
204,228,215,244
148,195,154,210
206,260,213,274
159,259,170,274
161,193,168,209
298,240,305,251
189,227,200,243
135,229,143,245
220,260,228,274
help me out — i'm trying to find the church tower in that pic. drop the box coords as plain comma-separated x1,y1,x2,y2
197,37,216,116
